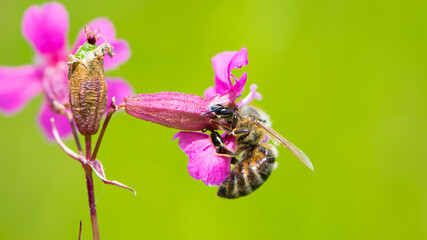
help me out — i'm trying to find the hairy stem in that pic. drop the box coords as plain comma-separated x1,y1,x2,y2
85,167,99,240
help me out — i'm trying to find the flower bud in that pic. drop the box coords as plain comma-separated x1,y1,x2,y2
67,42,113,135
124,92,217,131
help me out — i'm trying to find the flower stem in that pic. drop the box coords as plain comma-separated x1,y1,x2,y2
78,220,82,240
85,135,92,160
67,114,83,156
91,109,115,161
85,167,100,240
91,97,118,161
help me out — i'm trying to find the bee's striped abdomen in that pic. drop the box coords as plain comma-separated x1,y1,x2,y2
217,145,276,199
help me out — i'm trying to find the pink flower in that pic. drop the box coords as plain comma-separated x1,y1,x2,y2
121,47,261,186
122,47,261,131
175,48,265,186
0,2,132,140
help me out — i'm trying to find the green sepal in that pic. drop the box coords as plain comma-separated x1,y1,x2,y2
74,42,98,60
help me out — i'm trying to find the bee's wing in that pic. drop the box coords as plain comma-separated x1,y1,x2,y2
255,121,314,171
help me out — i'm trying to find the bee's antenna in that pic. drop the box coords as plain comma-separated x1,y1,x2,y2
201,109,215,116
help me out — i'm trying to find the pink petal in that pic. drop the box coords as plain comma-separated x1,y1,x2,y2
232,72,247,96
22,2,69,55
174,131,235,186
41,62,69,106
208,90,238,106
211,51,236,93
38,102,72,140
89,160,136,195
71,18,117,54
203,86,218,99
227,47,248,77
209,47,249,98
0,65,43,115
106,77,133,105
237,84,262,107
228,47,248,94
124,92,216,131
104,40,131,70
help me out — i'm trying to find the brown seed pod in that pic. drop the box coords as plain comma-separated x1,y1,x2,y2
67,42,113,135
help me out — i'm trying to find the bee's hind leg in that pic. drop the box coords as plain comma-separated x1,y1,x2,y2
210,131,236,157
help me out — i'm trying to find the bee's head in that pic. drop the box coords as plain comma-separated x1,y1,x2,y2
202,104,235,119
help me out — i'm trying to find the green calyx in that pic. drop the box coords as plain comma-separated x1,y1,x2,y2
74,42,98,60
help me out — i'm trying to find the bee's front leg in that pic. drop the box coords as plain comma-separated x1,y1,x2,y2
210,119,250,137
210,131,236,157
210,119,233,133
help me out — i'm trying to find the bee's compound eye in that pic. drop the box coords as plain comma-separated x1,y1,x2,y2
210,104,223,112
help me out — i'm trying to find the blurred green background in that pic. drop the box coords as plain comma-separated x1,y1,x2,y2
1,0,427,239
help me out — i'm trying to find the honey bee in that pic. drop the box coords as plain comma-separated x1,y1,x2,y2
203,104,313,199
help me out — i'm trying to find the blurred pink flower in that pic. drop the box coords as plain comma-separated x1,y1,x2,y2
0,2,132,140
